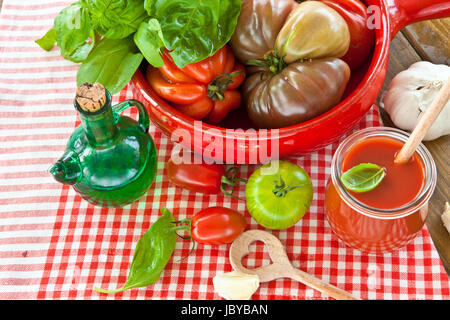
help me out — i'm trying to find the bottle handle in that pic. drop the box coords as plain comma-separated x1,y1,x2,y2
112,99,150,133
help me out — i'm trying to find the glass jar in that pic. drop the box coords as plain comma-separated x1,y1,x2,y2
325,127,437,254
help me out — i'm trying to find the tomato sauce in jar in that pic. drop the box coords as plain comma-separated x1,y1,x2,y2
342,137,425,209
325,127,437,254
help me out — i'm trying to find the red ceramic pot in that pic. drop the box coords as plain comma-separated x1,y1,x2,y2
131,0,450,164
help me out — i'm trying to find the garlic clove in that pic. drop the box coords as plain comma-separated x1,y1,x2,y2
213,271,260,300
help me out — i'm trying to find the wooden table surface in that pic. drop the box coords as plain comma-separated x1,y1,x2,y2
381,19,450,276
0,1,448,275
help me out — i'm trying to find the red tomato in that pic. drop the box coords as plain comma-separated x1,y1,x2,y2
146,68,206,105
205,90,242,125
321,0,375,70
224,63,246,90
181,46,229,83
167,157,226,194
146,45,246,124
191,207,247,245
174,96,214,120
159,53,197,84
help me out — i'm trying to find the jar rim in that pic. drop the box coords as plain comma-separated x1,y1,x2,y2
331,127,437,220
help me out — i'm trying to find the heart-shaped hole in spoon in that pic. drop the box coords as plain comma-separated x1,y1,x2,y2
230,230,294,282
240,240,274,270
230,230,361,300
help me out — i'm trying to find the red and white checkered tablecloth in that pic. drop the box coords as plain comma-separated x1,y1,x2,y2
0,0,449,300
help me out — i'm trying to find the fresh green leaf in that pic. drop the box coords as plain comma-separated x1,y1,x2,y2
94,208,177,294
36,28,57,51
340,163,386,193
144,0,241,68
217,0,243,49
133,18,165,68
76,37,143,94
143,0,156,15
83,0,148,39
53,1,95,63
36,2,94,62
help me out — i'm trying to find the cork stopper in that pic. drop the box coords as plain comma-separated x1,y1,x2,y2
75,82,106,112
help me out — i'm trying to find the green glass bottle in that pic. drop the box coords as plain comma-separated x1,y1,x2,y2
49,85,157,207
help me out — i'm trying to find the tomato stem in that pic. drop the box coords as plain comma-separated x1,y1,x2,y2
170,218,196,261
272,175,310,198
207,70,243,101
170,218,191,238
220,166,247,200
246,50,287,76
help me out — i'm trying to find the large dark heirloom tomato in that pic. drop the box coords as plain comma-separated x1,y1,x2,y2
230,0,373,129
242,58,350,129
230,0,298,63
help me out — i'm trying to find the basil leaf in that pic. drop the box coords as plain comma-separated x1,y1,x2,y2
83,0,148,39
133,18,165,68
94,208,177,294
76,37,143,94
53,1,95,63
36,28,57,51
144,0,241,68
217,0,243,48
340,163,386,193
36,2,95,62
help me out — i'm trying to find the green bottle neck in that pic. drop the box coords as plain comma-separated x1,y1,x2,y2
75,92,118,147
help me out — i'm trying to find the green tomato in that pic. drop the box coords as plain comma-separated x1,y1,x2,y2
245,160,313,230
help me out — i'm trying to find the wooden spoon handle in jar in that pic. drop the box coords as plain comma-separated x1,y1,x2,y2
395,77,450,164
287,267,361,300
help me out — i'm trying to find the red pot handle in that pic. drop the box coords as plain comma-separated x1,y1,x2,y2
387,0,450,37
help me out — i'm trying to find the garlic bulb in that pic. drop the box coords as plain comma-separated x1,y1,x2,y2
213,271,260,300
380,61,450,141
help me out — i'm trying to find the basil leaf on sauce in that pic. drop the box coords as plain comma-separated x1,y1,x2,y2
340,163,386,193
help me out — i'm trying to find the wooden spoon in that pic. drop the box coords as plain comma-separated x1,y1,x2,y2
394,77,450,164
229,230,361,300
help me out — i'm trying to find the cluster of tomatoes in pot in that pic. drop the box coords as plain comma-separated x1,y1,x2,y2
146,46,246,125
146,0,374,129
